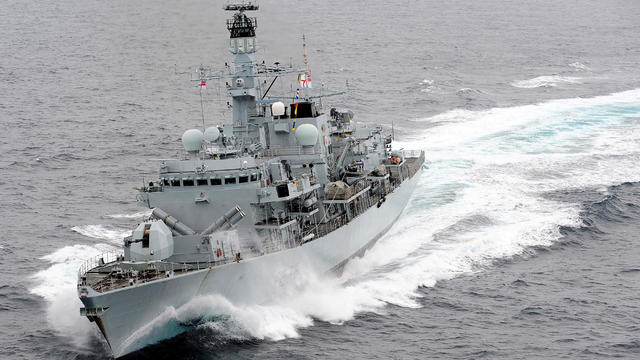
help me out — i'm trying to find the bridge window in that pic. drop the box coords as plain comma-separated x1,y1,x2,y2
170,179,180,187
162,179,169,186
211,178,222,186
197,178,208,186
250,173,257,182
239,175,249,183
183,179,194,186
225,177,237,185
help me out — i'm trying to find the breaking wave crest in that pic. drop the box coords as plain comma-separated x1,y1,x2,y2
71,224,131,244
30,243,118,348
104,210,152,219
511,75,582,88
36,88,640,350
569,62,591,71
30,224,130,348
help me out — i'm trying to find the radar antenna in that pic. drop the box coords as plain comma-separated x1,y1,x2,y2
224,1,259,12
224,2,259,38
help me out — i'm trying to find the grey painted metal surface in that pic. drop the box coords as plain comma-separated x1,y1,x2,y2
76,2,426,358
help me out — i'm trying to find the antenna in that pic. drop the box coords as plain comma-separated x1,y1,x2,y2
225,2,259,38
302,33,309,75
301,34,311,99
224,1,259,12
392,120,395,141
198,65,206,131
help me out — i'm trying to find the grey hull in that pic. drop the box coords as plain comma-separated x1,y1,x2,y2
80,168,422,358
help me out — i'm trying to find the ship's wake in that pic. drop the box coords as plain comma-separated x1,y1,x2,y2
32,88,640,352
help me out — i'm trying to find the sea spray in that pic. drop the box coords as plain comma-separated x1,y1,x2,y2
32,89,640,349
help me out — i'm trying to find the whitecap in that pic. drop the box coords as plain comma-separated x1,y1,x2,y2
71,224,131,244
30,243,117,348
104,210,152,219
419,79,436,93
456,87,479,95
511,75,581,88
569,62,591,71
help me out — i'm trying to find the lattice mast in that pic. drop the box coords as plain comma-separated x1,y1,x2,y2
224,2,260,127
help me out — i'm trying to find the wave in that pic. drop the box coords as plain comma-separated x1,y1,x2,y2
511,75,581,88
419,79,436,93
71,224,131,244
104,210,152,219
456,87,480,94
569,62,591,71
30,243,117,348
118,270,385,354
30,226,128,347
36,88,640,350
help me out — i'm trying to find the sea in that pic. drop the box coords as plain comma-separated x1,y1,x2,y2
1,0,640,359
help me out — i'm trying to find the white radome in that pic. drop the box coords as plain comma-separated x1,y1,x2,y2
182,129,204,152
204,127,220,142
295,124,319,146
271,101,285,116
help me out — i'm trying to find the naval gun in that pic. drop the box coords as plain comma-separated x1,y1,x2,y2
125,206,245,262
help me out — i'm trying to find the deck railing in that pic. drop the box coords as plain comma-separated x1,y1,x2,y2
78,252,123,279
403,149,423,158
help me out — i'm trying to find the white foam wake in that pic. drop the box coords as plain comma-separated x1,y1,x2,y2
104,210,152,219
35,88,640,350
511,75,581,88
71,224,131,244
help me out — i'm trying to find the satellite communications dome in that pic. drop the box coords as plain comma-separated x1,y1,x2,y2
271,102,285,116
182,129,204,152
295,124,318,146
204,126,220,142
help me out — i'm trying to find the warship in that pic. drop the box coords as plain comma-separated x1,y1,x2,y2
77,2,425,357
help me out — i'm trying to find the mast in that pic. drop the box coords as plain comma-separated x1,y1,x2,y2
302,34,311,99
303,34,309,75
225,2,259,127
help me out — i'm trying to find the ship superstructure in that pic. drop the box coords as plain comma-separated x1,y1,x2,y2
77,2,425,357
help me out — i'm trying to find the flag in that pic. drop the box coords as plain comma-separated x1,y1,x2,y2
293,104,298,130
295,88,300,99
199,80,206,89
298,73,312,88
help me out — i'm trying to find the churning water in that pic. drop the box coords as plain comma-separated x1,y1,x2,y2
1,0,640,359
